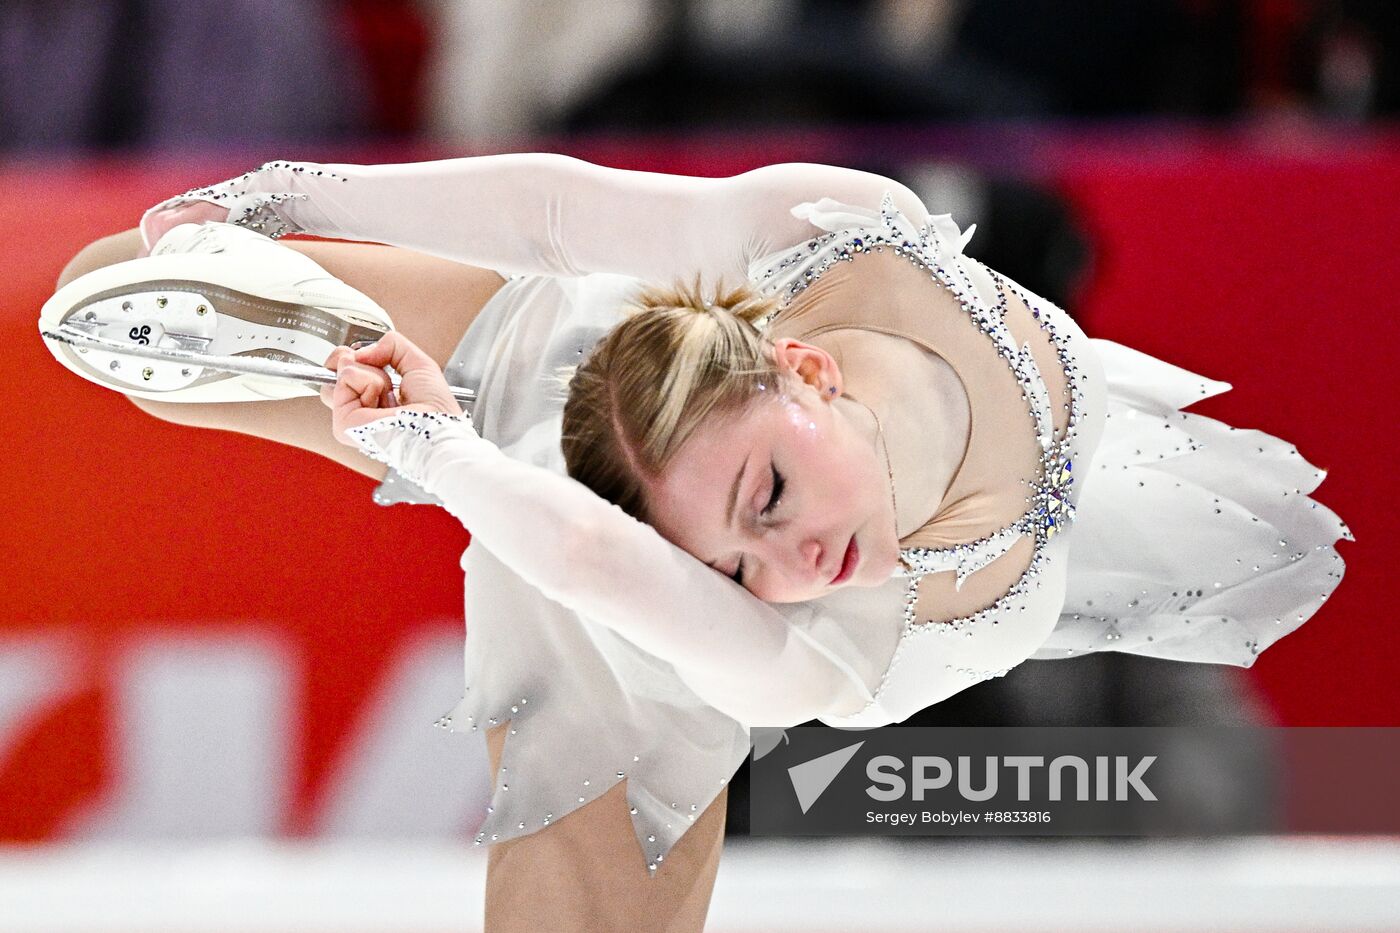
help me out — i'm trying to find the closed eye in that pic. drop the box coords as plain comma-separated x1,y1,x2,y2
762,465,785,516
731,465,785,585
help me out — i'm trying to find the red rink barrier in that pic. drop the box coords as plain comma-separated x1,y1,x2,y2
0,127,1390,841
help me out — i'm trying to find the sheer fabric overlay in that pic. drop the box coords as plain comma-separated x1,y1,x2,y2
1031,339,1352,664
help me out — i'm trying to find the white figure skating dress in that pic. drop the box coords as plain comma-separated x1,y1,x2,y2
141,156,1352,871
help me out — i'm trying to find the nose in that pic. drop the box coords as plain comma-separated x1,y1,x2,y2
749,528,834,595
761,534,827,585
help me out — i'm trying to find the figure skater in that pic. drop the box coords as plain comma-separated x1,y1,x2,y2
43,155,1351,932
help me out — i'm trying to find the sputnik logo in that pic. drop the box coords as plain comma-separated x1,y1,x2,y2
788,741,865,814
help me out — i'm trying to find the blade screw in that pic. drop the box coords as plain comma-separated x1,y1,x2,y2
142,367,154,380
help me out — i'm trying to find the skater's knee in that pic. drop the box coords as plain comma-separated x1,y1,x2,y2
56,228,144,290
122,388,230,430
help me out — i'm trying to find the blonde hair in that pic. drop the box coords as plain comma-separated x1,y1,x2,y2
559,278,782,524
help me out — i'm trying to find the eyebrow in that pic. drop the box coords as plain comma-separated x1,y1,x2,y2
705,453,752,572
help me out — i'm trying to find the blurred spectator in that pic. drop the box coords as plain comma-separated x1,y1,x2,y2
7,1,1395,153
0,0,369,151
419,0,664,142
420,1,1395,140
554,0,1247,131
1294,0,1399,120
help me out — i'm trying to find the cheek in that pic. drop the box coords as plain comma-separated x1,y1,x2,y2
780,406,831,484
774,400,886,526
781,409,872,509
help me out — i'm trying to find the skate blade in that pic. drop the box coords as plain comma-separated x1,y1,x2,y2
42,324,478,405
40,277,397,396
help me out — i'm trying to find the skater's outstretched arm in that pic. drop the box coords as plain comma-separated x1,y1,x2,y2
141,155,930,284
323,332,875,729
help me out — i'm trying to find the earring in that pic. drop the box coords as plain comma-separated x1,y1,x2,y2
828,386,837,395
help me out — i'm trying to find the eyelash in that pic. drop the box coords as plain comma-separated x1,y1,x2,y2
731,465,785,585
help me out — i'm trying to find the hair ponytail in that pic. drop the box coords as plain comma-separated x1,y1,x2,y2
559,278,782,523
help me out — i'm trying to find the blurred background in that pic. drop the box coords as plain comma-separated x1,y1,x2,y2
1,0,1396,930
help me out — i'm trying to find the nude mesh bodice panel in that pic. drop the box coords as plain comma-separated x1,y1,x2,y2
766,249,1072,625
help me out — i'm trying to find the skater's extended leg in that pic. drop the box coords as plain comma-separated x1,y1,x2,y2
482,722,727,933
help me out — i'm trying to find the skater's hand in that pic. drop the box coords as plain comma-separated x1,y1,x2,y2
321,331,464,445
138,200,229,257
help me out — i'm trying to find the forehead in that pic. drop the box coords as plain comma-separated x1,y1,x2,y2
664,398,773,485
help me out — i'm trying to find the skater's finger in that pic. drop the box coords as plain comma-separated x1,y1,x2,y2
329,365,389,444
354,332,438,379
325,346,355,372
338,361,392,408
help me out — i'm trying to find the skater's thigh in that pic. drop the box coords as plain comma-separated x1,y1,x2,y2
56,230,506,480
57,228,146,287
482,722,727,933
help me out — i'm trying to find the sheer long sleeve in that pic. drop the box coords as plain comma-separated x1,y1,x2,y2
344,408,876,729
141,154,931,284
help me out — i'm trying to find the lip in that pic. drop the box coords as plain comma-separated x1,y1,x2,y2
829,535,859,585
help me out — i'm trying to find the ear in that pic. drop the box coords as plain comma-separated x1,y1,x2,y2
771,338,843,400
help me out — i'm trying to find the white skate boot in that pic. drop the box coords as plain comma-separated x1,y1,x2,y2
39,221,396,402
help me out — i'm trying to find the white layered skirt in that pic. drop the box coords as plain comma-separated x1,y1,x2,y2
1033,338,1351,665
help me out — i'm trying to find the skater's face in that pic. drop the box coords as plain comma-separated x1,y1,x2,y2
647,341,902,604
